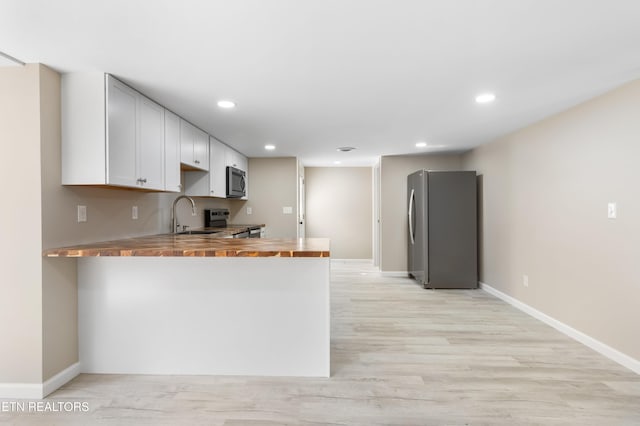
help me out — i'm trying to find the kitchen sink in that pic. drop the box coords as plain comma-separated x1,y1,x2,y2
176,230,221,235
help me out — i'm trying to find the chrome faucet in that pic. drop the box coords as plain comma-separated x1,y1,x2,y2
171,195,196,233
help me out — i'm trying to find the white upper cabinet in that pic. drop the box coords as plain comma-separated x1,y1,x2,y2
184,138,249,199
209,137,228,197
184,137,227,198
106,78,137,187
194,128,210,170
164,110,181,192
62,73,167,191
137,96,165,190
224,147,247,171
180,119,209,171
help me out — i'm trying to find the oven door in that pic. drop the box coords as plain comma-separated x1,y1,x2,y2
226,166,246,198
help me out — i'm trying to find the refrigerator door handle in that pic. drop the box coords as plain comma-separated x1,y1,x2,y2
408,188,415,245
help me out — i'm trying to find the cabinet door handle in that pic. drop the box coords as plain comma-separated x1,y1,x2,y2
138,178,147,184
195,160,200,164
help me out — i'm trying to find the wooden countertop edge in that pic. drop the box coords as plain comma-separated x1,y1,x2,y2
44,250,331,258
42,236,331,258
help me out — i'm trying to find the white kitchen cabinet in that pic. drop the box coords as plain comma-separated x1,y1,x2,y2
237,154,248,174
137,96,165,190
184,138,249,199
62,73,167,191
180,119,209,171
209,137,228,197
164,110,182,192
184,137,227,198
194,128,209,169
224,147,247,171
106,77,137,187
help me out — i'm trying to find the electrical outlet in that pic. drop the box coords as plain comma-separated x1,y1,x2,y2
132,206,138,220
283,206,293,214
523,274,529,287
77,205,87,223
247,207,253,215
607,202,617,219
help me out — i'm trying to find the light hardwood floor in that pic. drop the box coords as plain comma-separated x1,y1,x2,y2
2,261,639,425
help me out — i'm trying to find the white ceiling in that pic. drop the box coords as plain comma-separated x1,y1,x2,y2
2,0,640,166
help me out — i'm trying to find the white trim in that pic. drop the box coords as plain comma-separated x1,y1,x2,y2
0,362,80,399
43,362,81,397
331,259,373,263
480,282,640,375
0,383,43,399
380,271,409,277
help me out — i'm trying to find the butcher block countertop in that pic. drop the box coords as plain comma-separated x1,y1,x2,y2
43,235,331,258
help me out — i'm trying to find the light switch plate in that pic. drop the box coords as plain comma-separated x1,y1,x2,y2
607,202,617,219
283,206,293,214
132,206,138,220
247,207,252,215
77,205,87,223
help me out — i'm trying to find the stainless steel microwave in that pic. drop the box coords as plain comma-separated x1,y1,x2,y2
226,166,246,198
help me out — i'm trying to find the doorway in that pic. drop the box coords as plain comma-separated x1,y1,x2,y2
298,165,305,238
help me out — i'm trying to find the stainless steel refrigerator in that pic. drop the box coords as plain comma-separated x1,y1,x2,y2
407,170,478,289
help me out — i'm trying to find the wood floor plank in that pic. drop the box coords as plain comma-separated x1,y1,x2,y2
2,260,639,425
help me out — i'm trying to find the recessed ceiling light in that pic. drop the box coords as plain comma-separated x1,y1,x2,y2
333,161,341,165
336,147,356,152
264,144,276,150
475,93,496,104
416,142,427,148
217,100,236,109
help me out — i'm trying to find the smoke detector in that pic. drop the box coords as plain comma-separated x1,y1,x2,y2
336,147,356,152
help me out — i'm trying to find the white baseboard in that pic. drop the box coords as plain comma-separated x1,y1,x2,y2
0,383,43,399
331,259,373,263
480,282,640,375
0,362,80,399
43,362,81,397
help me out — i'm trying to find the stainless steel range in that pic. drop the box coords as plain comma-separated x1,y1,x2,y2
204,209,261,239
204,208,230,227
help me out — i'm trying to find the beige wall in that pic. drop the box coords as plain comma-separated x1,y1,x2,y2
229,157,298,238
463,79,640,361
380,154,463,272
1,65,297,387
39,65,79,381
0,64,44,384
305,167,373,259
3,64,228,385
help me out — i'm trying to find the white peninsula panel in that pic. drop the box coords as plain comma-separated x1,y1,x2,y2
78,257,330,377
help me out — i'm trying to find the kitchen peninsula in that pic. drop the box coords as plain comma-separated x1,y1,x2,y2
45,235,331,378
